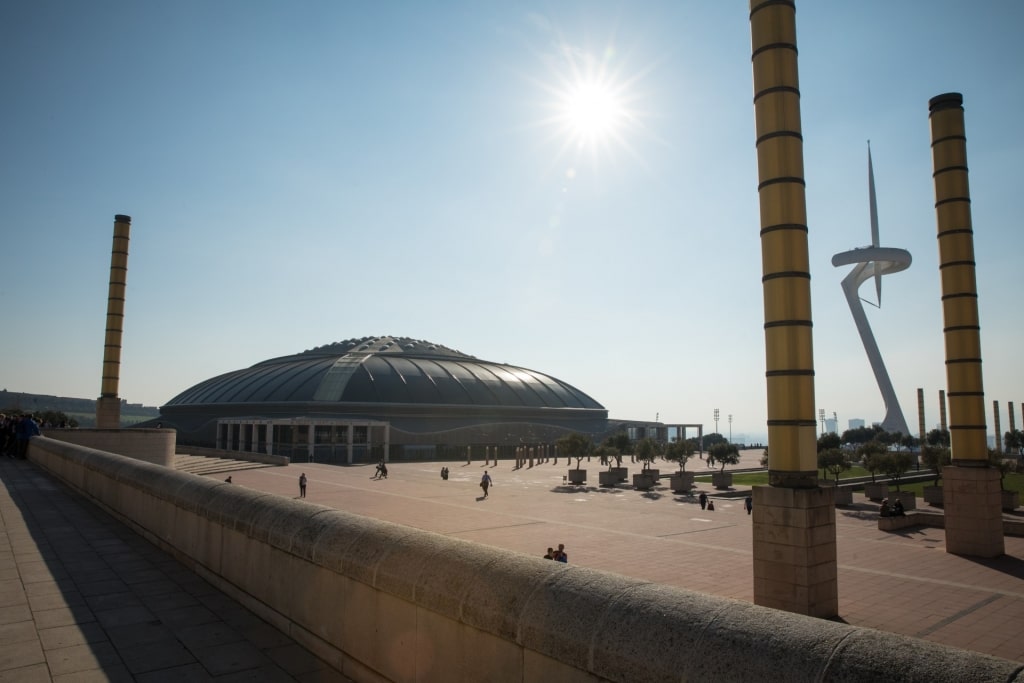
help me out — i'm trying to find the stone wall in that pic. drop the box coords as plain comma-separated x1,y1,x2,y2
41,428,175,466
27,437,1023,683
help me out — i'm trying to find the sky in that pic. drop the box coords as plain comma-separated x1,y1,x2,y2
1,1,1021,445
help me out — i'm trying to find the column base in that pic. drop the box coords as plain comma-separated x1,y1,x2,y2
752,485,837,618
943,465,1004,558
95,396,121,429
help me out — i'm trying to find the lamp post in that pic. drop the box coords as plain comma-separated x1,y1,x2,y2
714,408,720,436
728,414,733,443
819,408,825,435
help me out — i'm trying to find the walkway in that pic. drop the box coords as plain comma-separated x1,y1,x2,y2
0,458,350,682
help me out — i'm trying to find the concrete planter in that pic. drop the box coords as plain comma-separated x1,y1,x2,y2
833,487,853,505
567,469,586,485
633,473,657,491
864,482,888,501
611,466,629,482
1002,490,1020,511
670,472,694,494
923,485,944,506
640,468,660,479
711,471,732,490
891,490,916,511
598,470,618,488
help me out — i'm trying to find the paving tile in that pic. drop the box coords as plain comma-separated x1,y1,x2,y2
38,621,109,650
0,637,45,671
0,619,41,645
177,621,244,650
45,640,122,677
32,605,93,630
135,662,215,683
0,662,51,682
119,639,197,675
191,640,271,676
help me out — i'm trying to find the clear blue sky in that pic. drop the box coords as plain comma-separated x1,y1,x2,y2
2,1,1021,444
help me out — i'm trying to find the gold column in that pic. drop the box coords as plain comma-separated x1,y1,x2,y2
917,388,926,450
1009,402,1016,436
928,92,1002,557
749,0,836,617
750,0,817,485
939,389,948,434
993,401,1002,453
96,214,131,429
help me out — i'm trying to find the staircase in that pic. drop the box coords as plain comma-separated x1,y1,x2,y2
173,453,283,476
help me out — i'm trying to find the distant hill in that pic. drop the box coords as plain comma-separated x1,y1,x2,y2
0,390,160,428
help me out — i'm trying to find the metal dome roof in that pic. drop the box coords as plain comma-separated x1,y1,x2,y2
164,336,604,410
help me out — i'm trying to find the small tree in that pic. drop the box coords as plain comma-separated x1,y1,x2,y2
634,437,662,471
557,432,593,470
817,448,851,483
921,445,950,486
858,440,887,482
989,448,1012,491
665,440,695,473
759,448,769,468
881,451,914,491
708,442,740,473
604,432,631,468
817,432,841,453
594,445,620,469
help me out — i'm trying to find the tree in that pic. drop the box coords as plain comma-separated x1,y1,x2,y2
899,433,919,451
881,451,914,491
759,447,769,468
594,445,620,469
926,428,950,448
989,448,1013,492
708,442,740,473
858,440,887,482
665,440,695,473
817,432,841,453
921,445,950,486
557,432,594,470
817,448,851,483
634,437,662,471
603,432,631,468
1004,429,1024,457
701,432,728,450
842,425,884,445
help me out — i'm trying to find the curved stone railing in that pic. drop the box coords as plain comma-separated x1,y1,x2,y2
28,437,1023,682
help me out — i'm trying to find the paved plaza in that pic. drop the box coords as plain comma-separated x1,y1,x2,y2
0,449,1021,682
233,449,1024,663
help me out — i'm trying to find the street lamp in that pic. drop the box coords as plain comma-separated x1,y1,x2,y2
728,414,733,443
819,408,825,435
714,408,720,436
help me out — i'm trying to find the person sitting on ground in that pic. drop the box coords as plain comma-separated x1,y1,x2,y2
554,543,567,563
543,547,555,560
892,499,905,516
707,500,715,511
879,498,891,517
224,475,232,483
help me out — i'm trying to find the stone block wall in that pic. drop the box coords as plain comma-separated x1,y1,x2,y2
27,437,1023,683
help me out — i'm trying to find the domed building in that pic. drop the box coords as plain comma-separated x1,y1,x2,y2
158,335,610,463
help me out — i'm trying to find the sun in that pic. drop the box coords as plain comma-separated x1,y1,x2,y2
559,79,627,146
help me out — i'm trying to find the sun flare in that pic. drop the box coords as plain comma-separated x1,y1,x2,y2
561,80,626,144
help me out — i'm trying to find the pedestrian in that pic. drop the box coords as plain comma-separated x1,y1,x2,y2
544,547,555,560
698,491,708,510
299,472,307,498
744,495,752,515
480,471,492,498
554,543,568,563
380,462,388,479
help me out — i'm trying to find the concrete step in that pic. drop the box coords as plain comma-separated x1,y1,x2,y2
173,453,279,476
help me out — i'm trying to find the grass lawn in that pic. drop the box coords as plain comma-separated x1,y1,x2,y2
694,466,872,487
896,472,1024,497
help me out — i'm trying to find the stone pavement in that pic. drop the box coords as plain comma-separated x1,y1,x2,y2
0,458,352,682
237,450,1024,663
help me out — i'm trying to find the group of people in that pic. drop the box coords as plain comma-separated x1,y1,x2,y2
372,461,389,479
0,413,40,459
543,543,568,563
879,497,905,517
698,491,715,511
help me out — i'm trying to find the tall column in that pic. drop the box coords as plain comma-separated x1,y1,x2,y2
1009,402,1016,436
917,388,926,452
96,214,132,428
749,0,836,618
939,390,948,434
928,92,1003,557
993,401,1002,453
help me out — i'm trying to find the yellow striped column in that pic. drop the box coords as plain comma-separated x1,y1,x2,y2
750,0,836,617
96,214,131,429
928,92,1003,557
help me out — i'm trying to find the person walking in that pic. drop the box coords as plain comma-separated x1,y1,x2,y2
744,495,753,515
299,472,307,498
480,471,492,498
698,491,708,510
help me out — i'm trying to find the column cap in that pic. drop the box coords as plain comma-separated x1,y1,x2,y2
114,214,132,223
929,92,963,113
